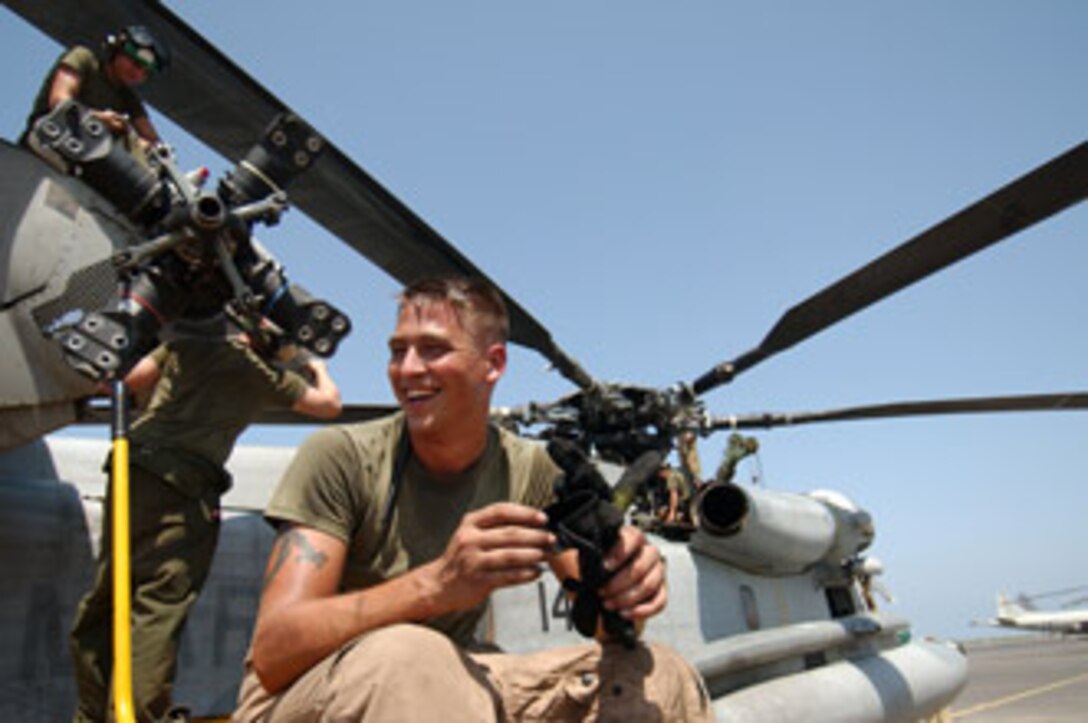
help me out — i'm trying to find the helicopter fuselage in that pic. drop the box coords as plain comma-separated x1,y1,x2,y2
0,435,969,721
0,140,131,448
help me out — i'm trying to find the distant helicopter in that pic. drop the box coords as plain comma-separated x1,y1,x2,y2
2,1,1087,721
972,587,1088,636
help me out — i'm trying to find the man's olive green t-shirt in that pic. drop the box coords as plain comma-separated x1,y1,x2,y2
128,337,308,495
265,413,560,645
25,46,148,140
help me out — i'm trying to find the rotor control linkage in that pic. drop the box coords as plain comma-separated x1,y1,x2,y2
28,100,170,227
219,112,324,209
34,104,351,380
58,310,130,380
544,439,637,649
262,282,352,357
57,249,351,382
57,270,186,380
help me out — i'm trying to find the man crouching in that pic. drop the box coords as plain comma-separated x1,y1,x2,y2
233,277,712,721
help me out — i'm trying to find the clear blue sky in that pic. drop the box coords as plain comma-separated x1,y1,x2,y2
3,2,1085,642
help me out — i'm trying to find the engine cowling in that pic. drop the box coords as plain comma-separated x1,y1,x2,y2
690,482,874,575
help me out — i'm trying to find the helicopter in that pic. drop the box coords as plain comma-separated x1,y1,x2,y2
972,587,1088,637
1,1,1087,721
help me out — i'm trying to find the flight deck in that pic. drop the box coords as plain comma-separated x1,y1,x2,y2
948,635,1088,721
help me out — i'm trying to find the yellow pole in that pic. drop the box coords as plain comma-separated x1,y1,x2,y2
111,380,136,723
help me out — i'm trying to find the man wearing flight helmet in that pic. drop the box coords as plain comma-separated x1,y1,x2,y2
22,24,169,159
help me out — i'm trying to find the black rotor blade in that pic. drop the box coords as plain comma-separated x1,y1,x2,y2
75,398,397,426
253,403,399,426
1025,585,1088,603
693,141,1088,396
5,0,593,390
707,392,1088,431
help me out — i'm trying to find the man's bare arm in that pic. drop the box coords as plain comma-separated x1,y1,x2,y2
121,353,162,394
130,114,160,144
251,504,555,693
251,524,436,693
291,359,341,419
47,65,81,108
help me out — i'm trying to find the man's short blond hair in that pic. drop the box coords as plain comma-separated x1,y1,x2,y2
398,277,510,346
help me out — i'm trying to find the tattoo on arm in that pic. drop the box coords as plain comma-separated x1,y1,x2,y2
264,528,329,589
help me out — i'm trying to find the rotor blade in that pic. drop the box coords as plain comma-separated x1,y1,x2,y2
74,398,398,426
1025,585,1088,602
253,403,399,426
4,0,594,390
693,141,1088,395
706,392,1088,431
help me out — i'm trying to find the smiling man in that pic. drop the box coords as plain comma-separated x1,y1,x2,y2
233,277,711,722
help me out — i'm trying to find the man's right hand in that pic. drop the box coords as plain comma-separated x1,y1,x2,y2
92,108,130,133
420,503,556,616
